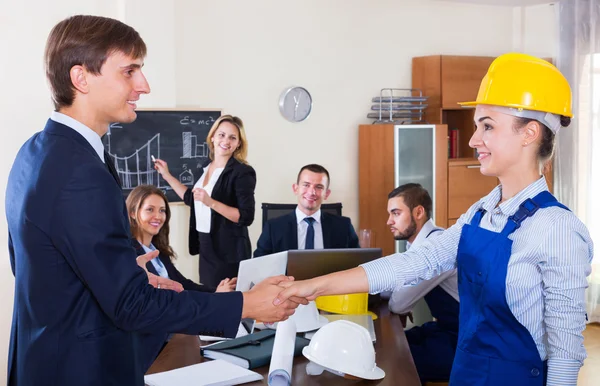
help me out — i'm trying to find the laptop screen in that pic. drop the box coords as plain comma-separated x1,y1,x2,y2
286,248,382,281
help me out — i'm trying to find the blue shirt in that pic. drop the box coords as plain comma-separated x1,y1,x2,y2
141,243,169,279
361,177,593,386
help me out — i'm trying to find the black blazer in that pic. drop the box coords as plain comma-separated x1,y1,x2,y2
254,211,360,257
132,239,215,292
185,157,256,263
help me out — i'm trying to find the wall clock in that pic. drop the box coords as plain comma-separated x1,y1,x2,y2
279,86,312,122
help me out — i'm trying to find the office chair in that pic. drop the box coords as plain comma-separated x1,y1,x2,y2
261,202,343,229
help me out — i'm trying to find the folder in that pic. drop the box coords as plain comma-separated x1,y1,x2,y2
201,330,309,369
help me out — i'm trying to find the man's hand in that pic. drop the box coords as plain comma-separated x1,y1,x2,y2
136,250,184,293
241,275,308,322
216,277,237,292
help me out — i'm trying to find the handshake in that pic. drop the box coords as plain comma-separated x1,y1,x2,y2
138,250,320,324
240,275,317,323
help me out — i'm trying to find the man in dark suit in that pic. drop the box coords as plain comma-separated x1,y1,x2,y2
5,15,301,386
254,164,359,257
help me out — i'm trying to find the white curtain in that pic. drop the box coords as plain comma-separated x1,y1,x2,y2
557,0,600,323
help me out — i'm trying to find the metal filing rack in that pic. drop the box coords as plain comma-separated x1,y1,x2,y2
367,88,429,124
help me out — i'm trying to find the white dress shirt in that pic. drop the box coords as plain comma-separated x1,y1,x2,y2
50,111,105,162
296,207,324,249
388,219,459,314
194,164,224,233
361,177,594,386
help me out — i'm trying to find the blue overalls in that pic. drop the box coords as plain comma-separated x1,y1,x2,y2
406,229,460,384
450,191,568,386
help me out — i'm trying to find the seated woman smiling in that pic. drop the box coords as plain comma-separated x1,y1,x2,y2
126,185,236,293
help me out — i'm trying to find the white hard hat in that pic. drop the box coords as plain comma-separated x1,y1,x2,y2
302,320,385,380
266,301,328,333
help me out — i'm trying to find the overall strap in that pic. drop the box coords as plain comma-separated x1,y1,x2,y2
426,228,443,238
501,191,570,237
469,209,486,227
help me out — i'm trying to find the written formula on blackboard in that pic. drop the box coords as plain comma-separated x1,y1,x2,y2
102,109,222,202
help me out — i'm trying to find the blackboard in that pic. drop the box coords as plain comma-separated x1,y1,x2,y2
102,109,222,202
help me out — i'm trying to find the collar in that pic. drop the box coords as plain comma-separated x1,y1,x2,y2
50,111,105,162
479,176,549,216
296,207,321,224
408,219,438,250
140,242,156,254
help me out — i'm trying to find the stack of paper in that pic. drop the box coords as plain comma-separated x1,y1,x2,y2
144,359,263,386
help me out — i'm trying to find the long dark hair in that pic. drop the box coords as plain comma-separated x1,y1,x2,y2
126,185,176,261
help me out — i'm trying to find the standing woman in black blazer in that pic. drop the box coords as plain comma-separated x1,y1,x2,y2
154,115,256,288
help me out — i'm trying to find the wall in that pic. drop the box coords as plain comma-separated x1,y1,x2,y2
0,0,555,380
171,0,516,278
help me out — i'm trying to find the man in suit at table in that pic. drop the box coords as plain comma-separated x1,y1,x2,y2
254,164,359,257
5,15,302,386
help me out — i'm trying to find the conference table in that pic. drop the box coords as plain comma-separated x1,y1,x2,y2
146,304,421,385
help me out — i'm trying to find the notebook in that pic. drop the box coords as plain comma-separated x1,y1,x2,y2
201,329,310,369
143,359,263,386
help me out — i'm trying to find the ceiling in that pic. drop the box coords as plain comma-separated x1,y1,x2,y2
435,0,554,6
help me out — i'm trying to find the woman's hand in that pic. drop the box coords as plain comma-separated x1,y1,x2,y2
215,277,238,292
153,158,171,178
192,188,213,207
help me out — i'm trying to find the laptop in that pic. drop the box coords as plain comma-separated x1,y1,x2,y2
201,251,289,342
286,248,382,280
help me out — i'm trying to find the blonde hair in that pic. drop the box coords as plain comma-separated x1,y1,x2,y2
206,115,249,164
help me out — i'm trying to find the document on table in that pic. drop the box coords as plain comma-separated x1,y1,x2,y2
143,359,263,386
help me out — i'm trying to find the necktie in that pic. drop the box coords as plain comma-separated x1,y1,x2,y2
304,217,316,250
104,150,122,188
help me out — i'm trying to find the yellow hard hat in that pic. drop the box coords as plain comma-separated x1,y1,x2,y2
459,53,573,117
315,293,378,320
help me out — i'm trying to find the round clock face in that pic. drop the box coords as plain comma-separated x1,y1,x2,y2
279,86,312,122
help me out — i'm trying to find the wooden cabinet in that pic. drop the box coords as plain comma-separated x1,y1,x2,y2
359,124,448,257
448,158,498,222
412,55,495,159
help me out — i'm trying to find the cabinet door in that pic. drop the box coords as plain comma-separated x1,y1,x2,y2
448,163,498,219
441,56,494,108
394,125,436,252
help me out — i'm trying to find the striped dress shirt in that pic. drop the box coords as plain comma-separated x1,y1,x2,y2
361,177,594,386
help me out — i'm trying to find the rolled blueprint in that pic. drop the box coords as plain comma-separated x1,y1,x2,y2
268,319,297,386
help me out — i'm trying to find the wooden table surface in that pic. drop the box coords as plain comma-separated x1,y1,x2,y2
146,305,420,385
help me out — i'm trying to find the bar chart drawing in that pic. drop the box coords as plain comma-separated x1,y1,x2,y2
181,132,209,159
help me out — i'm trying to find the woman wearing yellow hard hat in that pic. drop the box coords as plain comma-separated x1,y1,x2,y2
275,53,593,386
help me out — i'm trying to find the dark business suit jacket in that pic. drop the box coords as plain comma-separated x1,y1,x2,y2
5,119,243,386
132,239,215,292
185,157,256,263
253,210,360,257
131,239,215,371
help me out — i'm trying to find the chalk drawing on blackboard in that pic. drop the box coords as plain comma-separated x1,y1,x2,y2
105,124,168,190
181,132,209,159
179,168,194,185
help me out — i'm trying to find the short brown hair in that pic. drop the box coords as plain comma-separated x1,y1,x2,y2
297,164,330,188
45,15,147,109
388,183,432,219
206,115,249,164
126,185,175,261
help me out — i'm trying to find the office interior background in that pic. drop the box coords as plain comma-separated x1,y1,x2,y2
1,0,599,382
